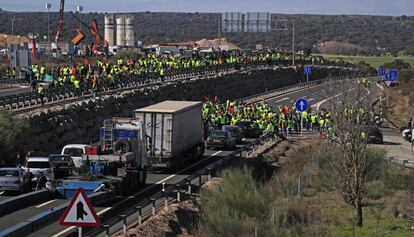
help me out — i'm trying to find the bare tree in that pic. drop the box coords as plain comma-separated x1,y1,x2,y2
310,75,379,227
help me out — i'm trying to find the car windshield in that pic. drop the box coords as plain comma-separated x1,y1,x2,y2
50,156,71,162
26,161,50,169
0,170,19,176
211,131,227,138
63,148,84,157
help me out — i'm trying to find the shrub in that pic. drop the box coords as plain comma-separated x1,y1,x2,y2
0,110,30,164
200,168,272,237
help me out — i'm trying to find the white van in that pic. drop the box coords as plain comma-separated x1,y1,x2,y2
61,144,91,168
23,157,54,182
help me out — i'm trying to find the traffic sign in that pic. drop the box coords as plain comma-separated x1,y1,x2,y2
304,66,312,75
385,73,392,81
389,69,398,81
59,188,101,227
385,80,392,87
295,98,309,112
378,68,386,76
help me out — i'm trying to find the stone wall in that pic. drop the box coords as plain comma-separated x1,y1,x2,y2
23,67,358,155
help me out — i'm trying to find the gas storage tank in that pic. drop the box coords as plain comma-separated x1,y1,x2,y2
125,15,135,46
116,16,126,46
104,14,115,47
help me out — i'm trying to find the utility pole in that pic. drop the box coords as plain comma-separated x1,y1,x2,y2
46,3,52,59
292,19,295,66
218,16,221,50
11,16,16,39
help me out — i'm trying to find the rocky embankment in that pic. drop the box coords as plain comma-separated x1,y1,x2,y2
21,66,359,154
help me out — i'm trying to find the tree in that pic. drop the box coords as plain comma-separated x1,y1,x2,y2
317,75,378,227
0,109,29,164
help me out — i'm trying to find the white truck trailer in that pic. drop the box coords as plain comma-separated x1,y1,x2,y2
134,100,205,169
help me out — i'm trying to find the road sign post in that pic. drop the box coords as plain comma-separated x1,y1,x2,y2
295,98,309,136
378,68,386,76
59,188,101,237
304,66,311,82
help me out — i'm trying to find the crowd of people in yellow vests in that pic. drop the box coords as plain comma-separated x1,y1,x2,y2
202,97,333,139
202,95,375,140
21,51,325,96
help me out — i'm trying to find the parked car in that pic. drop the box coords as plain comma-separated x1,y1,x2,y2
49,154,75,179
23,157,54,183
235,121,262,138
206,130,236,150
0,167,23,192
222,125,243,144
364,125,384,144
61,144,92,168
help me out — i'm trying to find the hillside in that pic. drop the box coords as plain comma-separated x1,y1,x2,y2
0,11,413,55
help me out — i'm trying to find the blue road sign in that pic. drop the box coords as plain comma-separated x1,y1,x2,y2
389,69,398,81
378,68,386,76
304,66,311,75
295,98,309,112
385,73,392,81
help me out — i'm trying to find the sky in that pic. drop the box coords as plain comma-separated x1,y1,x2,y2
1,0,413,16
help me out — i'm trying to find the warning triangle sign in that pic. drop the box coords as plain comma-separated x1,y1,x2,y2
385,80,392,87
59,188,101,227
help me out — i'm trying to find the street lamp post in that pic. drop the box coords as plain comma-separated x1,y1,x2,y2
77,6,83,30
46,3,52,59
11,16,16,39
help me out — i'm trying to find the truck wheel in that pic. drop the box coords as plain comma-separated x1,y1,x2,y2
113,140,131,153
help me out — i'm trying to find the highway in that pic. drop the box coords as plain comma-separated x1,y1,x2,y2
1,78,380,236
26,147,239,237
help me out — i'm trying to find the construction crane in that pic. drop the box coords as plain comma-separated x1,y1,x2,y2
55,0,65,43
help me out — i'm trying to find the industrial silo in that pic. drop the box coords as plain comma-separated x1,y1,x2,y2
104,14,115,47
116,15,126,46
125,15,135,46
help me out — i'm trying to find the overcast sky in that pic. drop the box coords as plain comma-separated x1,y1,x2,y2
1,0,413,16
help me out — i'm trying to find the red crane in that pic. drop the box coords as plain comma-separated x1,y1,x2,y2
55,0,65,43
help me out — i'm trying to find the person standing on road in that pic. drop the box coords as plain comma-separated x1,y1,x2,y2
36,172,47,191
37,84,45,105
23,169,34,193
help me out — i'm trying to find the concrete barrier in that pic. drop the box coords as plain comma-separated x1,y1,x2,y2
0,191,113,237
0,190,58,217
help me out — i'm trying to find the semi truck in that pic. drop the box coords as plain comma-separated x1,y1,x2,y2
57,100,204,197
134,100,205,169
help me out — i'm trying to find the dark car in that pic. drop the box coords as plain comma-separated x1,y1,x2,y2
206,130,237,150
234,121,262,138
364,126,383,144
48,154,75,179
222,125,243,144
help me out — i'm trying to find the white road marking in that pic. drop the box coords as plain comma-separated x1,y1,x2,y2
308,98,316,102
97,207,112,215
36,199,57,208
274,97,289,103
53,150,224,237
156,150,223,185
51,226,76,237
0,191,5,195
314,88,356,111
52,207,113,237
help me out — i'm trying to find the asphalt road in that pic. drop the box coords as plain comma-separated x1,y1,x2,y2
4,79,381,236
26,146,242,237
0,86,31,97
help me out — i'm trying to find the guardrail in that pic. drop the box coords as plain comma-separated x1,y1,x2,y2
385,156,414,169
0,190,58,217
86,138,269,237
0,63,361,112
0,191,113,237
0,78,27,88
